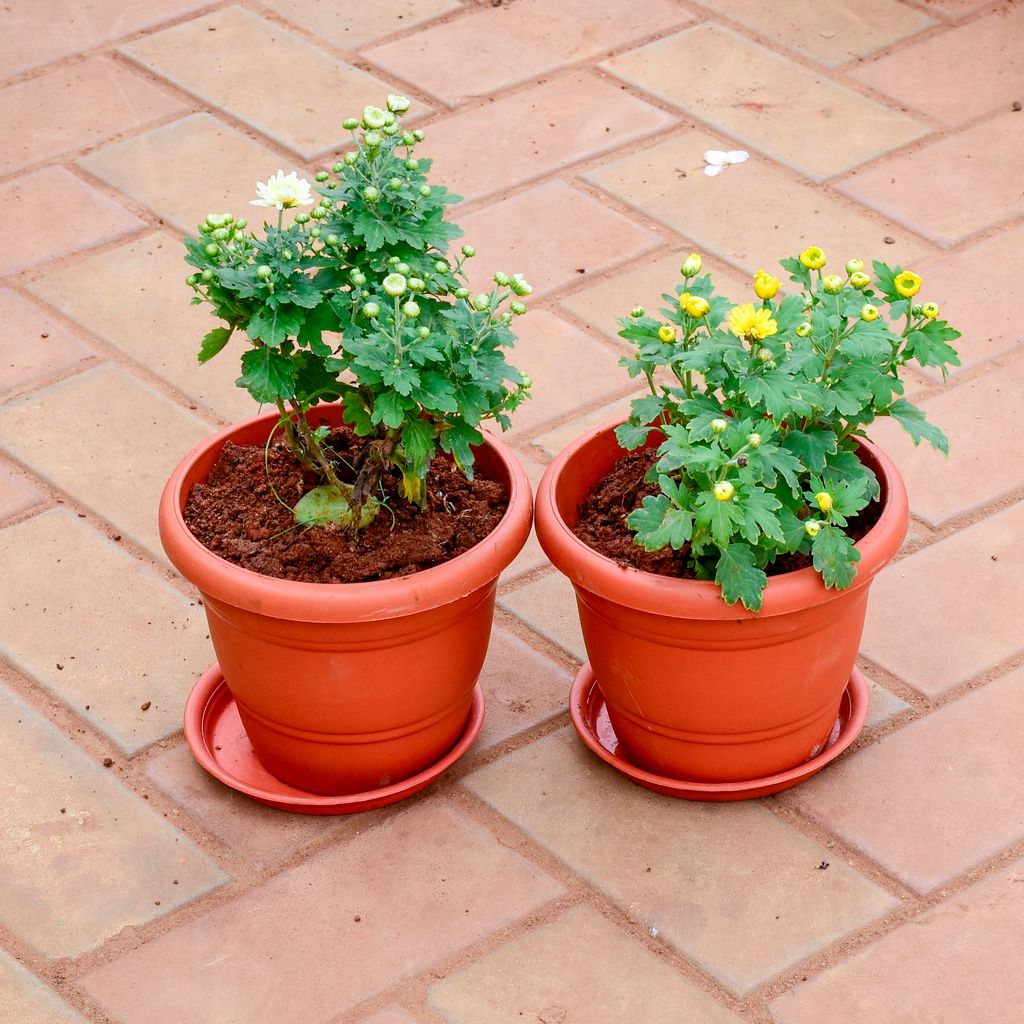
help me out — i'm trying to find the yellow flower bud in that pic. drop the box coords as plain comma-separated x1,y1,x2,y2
861,304,880,322
680,253,702,278
921,302,940,319
894,270,922,297
822,274,844,294
714,481,735,502
679,292,710,318
753,269,780,300
805,520,822,538
799,246,826,270
658,324,676,343
849,271,871,290
795,321,813,338
846,259,864,275
815,491,833,513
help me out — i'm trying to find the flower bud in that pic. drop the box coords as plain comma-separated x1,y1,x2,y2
405,159,420,171
710,418,728,435
256,265,272,280
520,373,533,389
362,186,380,202
799,246,826,270
753,269,780,299
894,270,922,298
417,326,430,338
387,177,404,192
461,245,476,258
434,261,448,273
350,269,366,286
408,277,425,292
333,161,346,172
680,252,702,277
822,274,844,294
815,491,833,513
343,151,358,166
455,287,470,299
845,259,864,275
510,300,527,315
201,269,214,282
295,212,311,224
326,234,340,246
402,131,417,146
510,273,533,296
362,106,387,129
861,304,880,322
186,274,198,286
383,273,408,297
387,256,400,265
396,262,410,275
630,306,645,318
315,171,329,182
418,185,432,198
714,481,735,502
387,94,411,114
234,218,247,230
309,227,321,238
736,455,748,468
747,432,761,448
198,222,213,234
805,521,821,538
363,131,382,149
849,271,871,290
795,321,813,338
412,129,425,142
343,117,360,130
473,293,491,311
494,271,510,286
501,311,513,325
362,302,380,318
206,212,226,228
211,227,230,240
912,303,923,316
402,301,421,318
658,325,676,343
204,243,219,256
757,347,773,363
921,302,940,319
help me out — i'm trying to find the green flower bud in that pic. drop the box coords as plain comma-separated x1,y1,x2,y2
362,106,387,129
461,245,476,258
198,222,213,234
405,159,420,171
234,218,247,230
509,273,532,296
455,287,470,299
309,227,321,238
388,177,404,191
201,269,214,282
350,269,366,286
408,277,425,292
710,418,728,435
362,186,380,203
402,131,417,146
206,212,226,228
295,211,311,224
256,265,272,280
494,271,510,286
362,302,380,318
630,306,645,318
795,321,813,338
510,300,527,315
343,151,358,166
387,256,400,265
211,227,229,240
845,259,864,275
680,252,702,278
315,170,329,182
849,271,871,290
822,274,844,294
417,325,430,339
343,117,360,131
387,94,412,114
311,206,328,219
757,347,773,363
402,301,421,318
434,261,448,273
501,311,513,325
805,520,822,538
186,274,198,287
418,185,432,198
912,303,923,316
326,234,340,246
363,131,382,149
381,123,400,137
383,273,408,297
333,161,346,172
861,304,880,322
412,129,425,142
473,293,491,311
396,262,411,275
520,373,533,389
204,243,219,256
747,432,761,448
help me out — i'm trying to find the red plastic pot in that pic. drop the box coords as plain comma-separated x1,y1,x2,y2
159,404,532,795
534,419,908,784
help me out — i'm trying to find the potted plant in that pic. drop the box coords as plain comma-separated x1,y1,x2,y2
159,96,534,810
534,249,960,799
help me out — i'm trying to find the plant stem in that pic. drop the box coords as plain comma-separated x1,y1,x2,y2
287,400,346,493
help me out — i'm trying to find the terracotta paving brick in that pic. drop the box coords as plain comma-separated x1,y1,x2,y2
78,113,302,235
866,356,1024,527
785,667,1024,893
851,6,1024,126
864,677,910,729
121,7,424,163
0,948,85,1023
81,802,562,1024
496,311,626,437
696,0,935,68
584,130,934,275
0,465,44,520
363,0,692,106
533,394,639,459
498,573,584,660
559,250,751,345
25,232,256,423
429,905,743,1024
144,743,344,868
0,167,143,277
0,366,212,562
258,0,462,52
0,289,94,398
838,112,1024,246
912,224,1024,374
0,57,184,177
770,862,1024,1024
476,628,571,750
458,181,661,301
500,448,548,579
0,510,213,753
920,0,993,15
362,1010,420,1024
422,73,675,204
0,0,212,77
861,501,1024,696
602,25,929,182
0,683,228,958
464,728,897,997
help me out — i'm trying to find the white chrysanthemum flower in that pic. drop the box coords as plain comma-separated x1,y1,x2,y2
703,149,749,177
250,170,314,210
386,94,411,114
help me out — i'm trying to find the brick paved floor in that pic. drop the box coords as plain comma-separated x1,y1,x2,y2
2,1,1023,1021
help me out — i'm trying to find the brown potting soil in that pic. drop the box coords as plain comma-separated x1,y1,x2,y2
572,446,880,579
183,428,507,583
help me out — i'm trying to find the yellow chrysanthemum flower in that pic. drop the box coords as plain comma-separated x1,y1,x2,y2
728,303,778,341
894,271,922,297
753,269,780,300
678,292,710,318
658,324,676,343
799,246,826,270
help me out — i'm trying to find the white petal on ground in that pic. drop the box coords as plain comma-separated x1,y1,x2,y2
703,164,727,176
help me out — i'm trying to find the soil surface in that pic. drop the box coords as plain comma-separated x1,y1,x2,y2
573,447,880,579
183,428,507,583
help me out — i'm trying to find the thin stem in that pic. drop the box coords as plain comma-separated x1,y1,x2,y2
288,400,346,493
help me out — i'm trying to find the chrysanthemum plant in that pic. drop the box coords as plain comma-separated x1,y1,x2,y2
184,95,531,530
616,248,960,611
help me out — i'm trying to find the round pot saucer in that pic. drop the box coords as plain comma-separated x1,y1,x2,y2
569,663,868,802
184,664,484,815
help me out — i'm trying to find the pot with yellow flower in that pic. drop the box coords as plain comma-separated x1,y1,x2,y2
535,249,960,799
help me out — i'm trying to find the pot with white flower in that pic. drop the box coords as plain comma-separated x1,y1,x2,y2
159,96,535,812
535,249,960,800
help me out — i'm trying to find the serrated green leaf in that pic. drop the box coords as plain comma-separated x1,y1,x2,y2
616,420,657,451
198,327,232,364
439,420,482,476
627,494,694,551
413,371,459,413
400,417,435,475
372,391,411,429
237,346,296,404
694,490,741,547
737,489,784,545
783,429,837,473
246,305,305,349
812,525,861,590
715,543,768,611
888,398,949,454
904,320,962,370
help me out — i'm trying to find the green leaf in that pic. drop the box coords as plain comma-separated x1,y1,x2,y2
737,488,784,545
296,301,338,356
783,429,837,473
372,391,412,429
237,346,296,404
772,294,806,334
715,543,768,611
630,393,670,425
888,398,949,454
749,442,803,492
904,320,962,370
812,526,861,590
616,420,657,451
627,493,694,551
294,484,380,528
246,305,305,349
694,490,741,547
401,418,435,475
439,420,482,475
413,371,459,413
198,327,232,364
741,370,802,421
